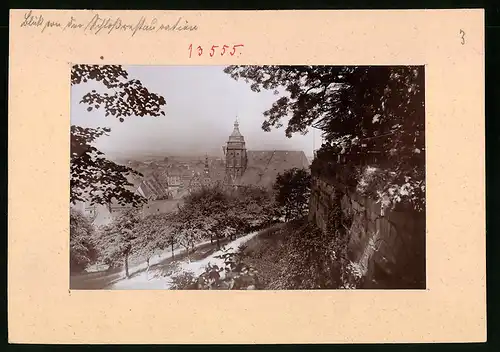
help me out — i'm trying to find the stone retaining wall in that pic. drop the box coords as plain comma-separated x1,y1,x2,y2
309,176,425,289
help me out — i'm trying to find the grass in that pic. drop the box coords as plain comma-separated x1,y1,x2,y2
239,222,289,289
239,218,339,290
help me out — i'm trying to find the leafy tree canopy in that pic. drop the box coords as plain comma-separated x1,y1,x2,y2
72,65,166,120
273,167,312,221
70,208,98,273
224,65,425,210
172,185,277,248
132,213,176,259
95,209,141,268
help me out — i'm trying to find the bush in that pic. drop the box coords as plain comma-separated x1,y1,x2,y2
170,271,198,290
239,217,361,290
272,220,343,289
173,246,262,290
70,209,98,273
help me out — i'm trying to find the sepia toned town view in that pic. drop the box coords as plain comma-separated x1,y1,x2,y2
70,65,425,290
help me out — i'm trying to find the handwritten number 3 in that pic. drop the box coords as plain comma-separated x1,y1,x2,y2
460,29,465,45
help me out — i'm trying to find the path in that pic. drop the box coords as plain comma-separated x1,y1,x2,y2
70,238,213,290
107,232,259,290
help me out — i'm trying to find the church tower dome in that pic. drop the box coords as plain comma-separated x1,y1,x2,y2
227,119,245,147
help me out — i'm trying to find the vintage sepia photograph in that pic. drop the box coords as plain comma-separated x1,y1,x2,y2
69,65,426,290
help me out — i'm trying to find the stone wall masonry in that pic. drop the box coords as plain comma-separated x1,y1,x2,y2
309,175,426,289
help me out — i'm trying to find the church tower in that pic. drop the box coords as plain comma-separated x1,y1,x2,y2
203,154,211,185
223,119,247,183
204,154,210,176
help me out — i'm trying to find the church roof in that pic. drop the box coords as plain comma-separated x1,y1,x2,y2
226,119,246,149
138,181,154,199
142,199,183,215
240,150,310,188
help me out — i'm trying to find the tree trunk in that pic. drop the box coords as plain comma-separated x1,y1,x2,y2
146,257,150,279
184,244,191,263
210,233,213,245
216,236,221,250
125,252,130,279
171,240,175,259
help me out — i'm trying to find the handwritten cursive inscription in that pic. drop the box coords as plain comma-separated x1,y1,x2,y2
64,17,84,30
20,10,44,27
19,10,199,36
21,10,63,33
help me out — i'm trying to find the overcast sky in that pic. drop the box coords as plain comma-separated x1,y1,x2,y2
71,65,321,158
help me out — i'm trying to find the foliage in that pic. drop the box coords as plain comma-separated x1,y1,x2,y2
343,261,364,289
325,190,355,288
169,271,198,290
70,125,145,207
224,65,425,211
172,216,356,290
71,64,166,119
170,210,204,255
70,208,98,273
174,185,277,248
132,213,176,260
70,64,167,207
223,217,362,290
172,246,261,290
87,184,277,273
238,225,287,288
273,168,311,221
271,219,342,289
230,185,278,228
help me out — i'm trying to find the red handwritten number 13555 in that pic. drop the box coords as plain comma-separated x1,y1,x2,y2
188,44,244,58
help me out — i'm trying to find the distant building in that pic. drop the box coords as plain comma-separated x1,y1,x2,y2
222,119,310,189
188,155,223,193
77,172,174,226
167,175,182,187
78,200,134,227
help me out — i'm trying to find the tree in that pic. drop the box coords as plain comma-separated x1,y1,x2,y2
170,211,203,261
132,214,160,271
70,208,98,273
70,64,167,207
172,185,277,252
96,209,141,278
224,65,425,211
180,185,232,249
70,126,144,207
273,168,312,222
230,185,277,229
